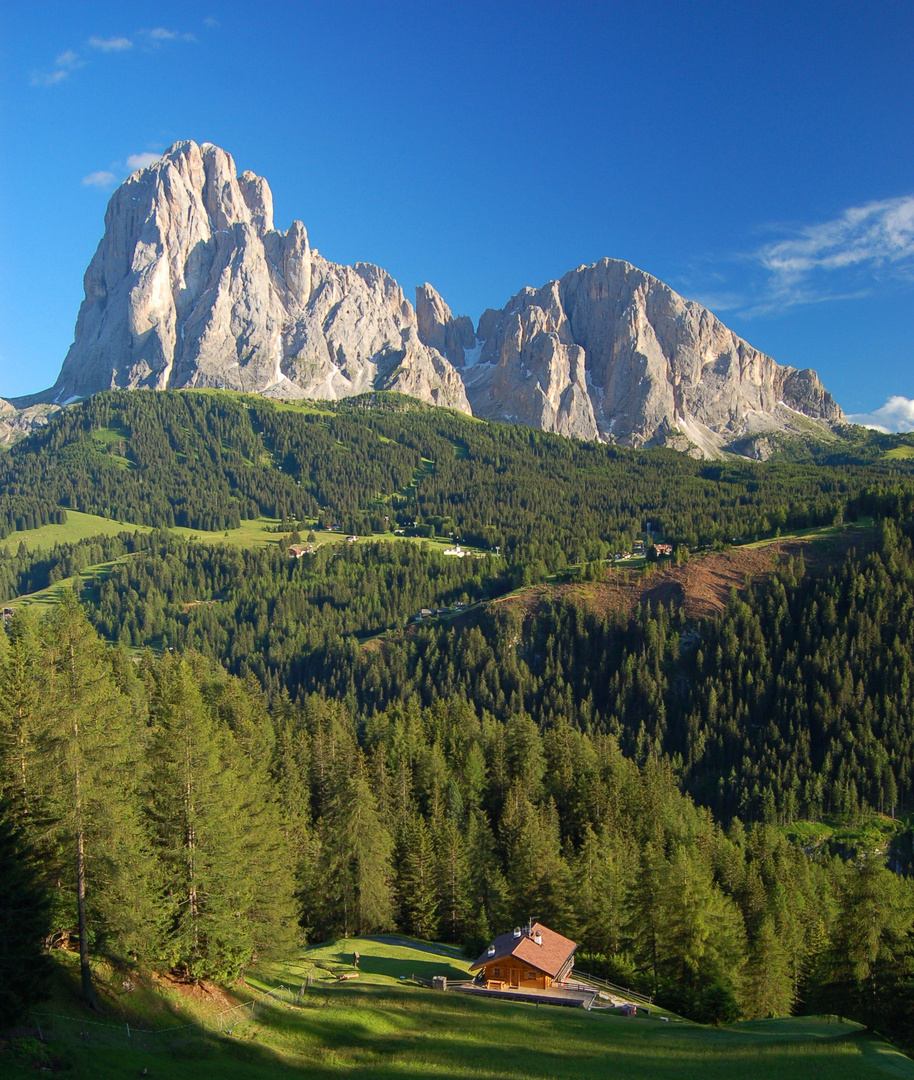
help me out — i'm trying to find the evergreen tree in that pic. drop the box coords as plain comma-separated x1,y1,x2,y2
0,612,47,828
0,799,53,1027
742,915,793,1019
41,593,152,1008
316,754,393,937
146,654,293,979
432,814,471,944
811,859,914,1030
395,811,438,940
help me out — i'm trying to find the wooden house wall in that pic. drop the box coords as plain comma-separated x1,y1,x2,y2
479,960,550,989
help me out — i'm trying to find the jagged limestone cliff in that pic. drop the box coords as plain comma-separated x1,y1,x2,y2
417,261,843,456
48,141,469,412
30,140,843,457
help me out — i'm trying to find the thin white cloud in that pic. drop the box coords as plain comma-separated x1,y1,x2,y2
686,196,914,320
82,170,118,189
126,152,161,171
89,36,132,51
203,17,220,27
759,197,914,286
140,27,197,44
31,49,83,85
30,68,69,86
846,396,914,433
32,24,195,87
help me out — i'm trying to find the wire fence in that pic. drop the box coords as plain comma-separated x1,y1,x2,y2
27,982,303,1055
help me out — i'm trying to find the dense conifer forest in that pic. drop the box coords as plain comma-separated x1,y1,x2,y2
3,390,914,1039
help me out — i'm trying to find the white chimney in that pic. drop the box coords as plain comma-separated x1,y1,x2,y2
487,945,496,956
534,932,543,945
513,926,521,938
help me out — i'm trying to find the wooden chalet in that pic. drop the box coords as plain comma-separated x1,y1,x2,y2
470,922,577,990
288,543,315,558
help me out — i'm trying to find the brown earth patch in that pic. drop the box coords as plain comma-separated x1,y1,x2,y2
367,526,878,648
152,969,239,1009
494,527,878,624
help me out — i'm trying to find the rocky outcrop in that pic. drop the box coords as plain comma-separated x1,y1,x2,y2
47,141,469,413
416,283,476,366
0,398,60,446
420,259,843,455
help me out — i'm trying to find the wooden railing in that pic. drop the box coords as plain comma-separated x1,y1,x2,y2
569,969,653,1005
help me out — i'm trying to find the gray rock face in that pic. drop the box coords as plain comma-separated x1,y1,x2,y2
422,258,843,454
416,283,476,366
40,141,843,457
0,398,60,446
50,141,469,413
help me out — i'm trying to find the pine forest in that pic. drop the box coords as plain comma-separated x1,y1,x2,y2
3,390,914,1042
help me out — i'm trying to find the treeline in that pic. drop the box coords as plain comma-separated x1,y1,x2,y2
2,604,913,1034
3,390,914,565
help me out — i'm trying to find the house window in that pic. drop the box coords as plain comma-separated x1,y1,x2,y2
493,967,501,977
526,971,538,979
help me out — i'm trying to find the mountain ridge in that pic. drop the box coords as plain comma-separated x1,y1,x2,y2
15,139,843,457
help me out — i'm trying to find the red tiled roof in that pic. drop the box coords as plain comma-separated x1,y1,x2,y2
470,922,577,978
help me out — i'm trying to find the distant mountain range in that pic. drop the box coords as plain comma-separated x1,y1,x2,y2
14,140,843,457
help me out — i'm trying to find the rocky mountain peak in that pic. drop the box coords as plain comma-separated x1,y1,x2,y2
418,257,843,455
46,140,468,412
26,140,844,457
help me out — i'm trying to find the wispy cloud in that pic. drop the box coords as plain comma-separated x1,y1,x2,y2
30,68,69,86
685,196,914,320
125,152,161,171
760,196,914,286
140,27,197,44
30,49,83,86
89,36,132,52
846,396,914,433
82,170,119,189
31,24,199,87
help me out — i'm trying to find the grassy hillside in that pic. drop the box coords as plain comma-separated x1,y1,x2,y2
4,940,910,1080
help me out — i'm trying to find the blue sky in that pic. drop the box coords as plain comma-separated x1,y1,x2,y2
1,1,912,427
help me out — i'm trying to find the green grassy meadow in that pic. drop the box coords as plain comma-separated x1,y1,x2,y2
0,509,153,552
4,938,911,1080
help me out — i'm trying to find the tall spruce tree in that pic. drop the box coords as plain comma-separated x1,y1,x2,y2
316,753,393,937
41,593,153,1008
395,810,438,940
146,654,294,979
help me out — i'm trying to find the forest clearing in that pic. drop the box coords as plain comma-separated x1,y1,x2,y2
5,938,911,1080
